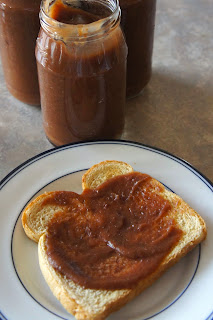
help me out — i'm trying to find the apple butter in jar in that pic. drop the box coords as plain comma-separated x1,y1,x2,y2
36,0,127,146
120,0,156,97
0,0,41,105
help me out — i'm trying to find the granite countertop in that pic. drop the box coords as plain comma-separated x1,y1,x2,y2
0,0,212,183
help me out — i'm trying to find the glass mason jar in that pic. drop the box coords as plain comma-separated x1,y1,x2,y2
36,0,127,146
0,0,41,105
120,0,156,97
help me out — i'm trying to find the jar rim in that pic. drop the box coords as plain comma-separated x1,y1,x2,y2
40,0,121,41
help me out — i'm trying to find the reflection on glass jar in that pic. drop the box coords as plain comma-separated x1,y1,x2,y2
36,0,127,146
0,0,41,105
120,0,157,97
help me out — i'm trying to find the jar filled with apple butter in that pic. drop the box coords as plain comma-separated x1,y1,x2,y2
36,0,127,146
0,0,41,105
120,0,156,97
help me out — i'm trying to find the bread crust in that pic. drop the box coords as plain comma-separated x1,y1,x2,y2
22,193,50,243
82,160,133,190
22,160,207,320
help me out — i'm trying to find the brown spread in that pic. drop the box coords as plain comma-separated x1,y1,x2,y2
0,0,40,105
45,172,182,290
36,0,127,146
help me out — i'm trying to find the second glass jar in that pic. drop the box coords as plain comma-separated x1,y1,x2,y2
0,0,41,105
120,0,157,97
36,0,127,146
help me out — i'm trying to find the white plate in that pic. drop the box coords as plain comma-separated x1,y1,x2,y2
0,140,213,320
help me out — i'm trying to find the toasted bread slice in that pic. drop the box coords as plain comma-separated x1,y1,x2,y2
22,160,207,320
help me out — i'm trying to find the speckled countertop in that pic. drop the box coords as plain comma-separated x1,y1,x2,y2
0,0,213,182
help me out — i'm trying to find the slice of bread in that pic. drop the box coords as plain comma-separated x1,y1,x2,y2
22,160,207,320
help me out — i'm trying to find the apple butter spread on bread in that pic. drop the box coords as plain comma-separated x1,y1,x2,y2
44,172,182,290
22,160,207,320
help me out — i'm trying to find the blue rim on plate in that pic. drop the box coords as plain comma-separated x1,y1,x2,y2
0,140,212,320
